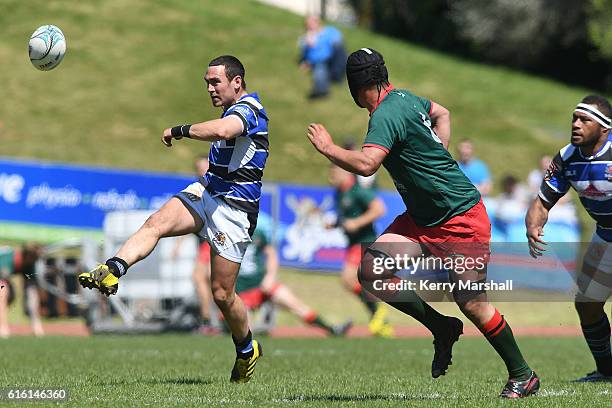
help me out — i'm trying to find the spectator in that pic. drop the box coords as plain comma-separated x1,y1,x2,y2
527,154,573,206
456,139,492,196
527,155,553,196
15,243,44,337
299,15,346,99
492,175,528,237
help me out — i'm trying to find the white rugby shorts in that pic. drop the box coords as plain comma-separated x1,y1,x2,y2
175,182,256,263
577,232,612,302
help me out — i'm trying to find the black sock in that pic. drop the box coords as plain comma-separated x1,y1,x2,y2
106,257,129,278
581,314,612,376
233,330,254,358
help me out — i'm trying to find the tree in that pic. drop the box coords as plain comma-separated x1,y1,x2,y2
588,0,612,60
449,0,588,67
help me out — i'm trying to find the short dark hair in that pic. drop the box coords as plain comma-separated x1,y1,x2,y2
209,55,246,89
581,95,612,119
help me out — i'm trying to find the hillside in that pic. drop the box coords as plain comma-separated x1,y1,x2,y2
0,0,601,189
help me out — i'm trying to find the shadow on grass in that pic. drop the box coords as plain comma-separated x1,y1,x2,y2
145,377,214,386
281,394,437,402
94,377,214,386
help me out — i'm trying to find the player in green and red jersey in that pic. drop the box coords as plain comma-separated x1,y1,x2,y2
306,47,538,398
329,163,391,337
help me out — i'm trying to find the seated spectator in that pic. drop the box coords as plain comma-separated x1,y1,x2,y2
456,139,492,196
298,15,346,99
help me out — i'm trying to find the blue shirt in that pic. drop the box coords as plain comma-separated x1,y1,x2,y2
540,133,612,240
458,159,491,186
300,26,343,65
203,93,269,213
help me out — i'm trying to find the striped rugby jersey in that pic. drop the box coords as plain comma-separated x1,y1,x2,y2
540,133,612,240
201,93,269,213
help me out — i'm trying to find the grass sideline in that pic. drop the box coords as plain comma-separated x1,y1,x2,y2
0,0,606,190
0,335,608,407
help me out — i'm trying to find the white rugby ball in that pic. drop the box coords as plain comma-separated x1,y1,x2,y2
29,25,66,71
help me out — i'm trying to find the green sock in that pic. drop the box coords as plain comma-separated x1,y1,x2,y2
388,290,448,335
482,310,531,379
312,316,334,333
304,312,333,333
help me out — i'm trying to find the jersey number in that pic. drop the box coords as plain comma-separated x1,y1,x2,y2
419,112,442,144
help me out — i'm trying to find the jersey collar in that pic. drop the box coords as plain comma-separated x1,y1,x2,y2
368,84,395,114
579,134,612,160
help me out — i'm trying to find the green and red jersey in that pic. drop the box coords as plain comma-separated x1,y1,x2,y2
235,228,268,293
363,87,480,227
335,181,378,246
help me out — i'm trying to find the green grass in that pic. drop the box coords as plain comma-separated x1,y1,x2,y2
0,0,606,190
0,335,608,407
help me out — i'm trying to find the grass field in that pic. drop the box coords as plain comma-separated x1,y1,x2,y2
0,335,609,407
0,0,606,190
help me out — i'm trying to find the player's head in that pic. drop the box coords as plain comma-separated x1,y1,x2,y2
328,163,355,188
194,155,209,176
346,48,389,108
206,55,246,108
571,95,612,147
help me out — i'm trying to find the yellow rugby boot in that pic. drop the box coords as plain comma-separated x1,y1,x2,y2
78,264,119,296
368,303,395,338
230,340,263,383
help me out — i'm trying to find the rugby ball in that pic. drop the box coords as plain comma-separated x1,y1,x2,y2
29,25,66,71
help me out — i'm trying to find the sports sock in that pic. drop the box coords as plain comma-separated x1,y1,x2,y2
304,311,334,333
106,257,129,278
354,283,378,316
581,314,612,376
481,309,531,380
388,290,448,335
232,329,254,358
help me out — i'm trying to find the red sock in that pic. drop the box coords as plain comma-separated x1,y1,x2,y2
303,310,317,325
481,309,506,338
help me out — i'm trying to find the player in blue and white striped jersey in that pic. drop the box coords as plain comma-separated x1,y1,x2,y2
526,95,612,383
79,55,265,384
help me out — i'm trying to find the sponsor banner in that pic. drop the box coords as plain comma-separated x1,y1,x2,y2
277,184,347,270
0,158,273,241
0,157,191,229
